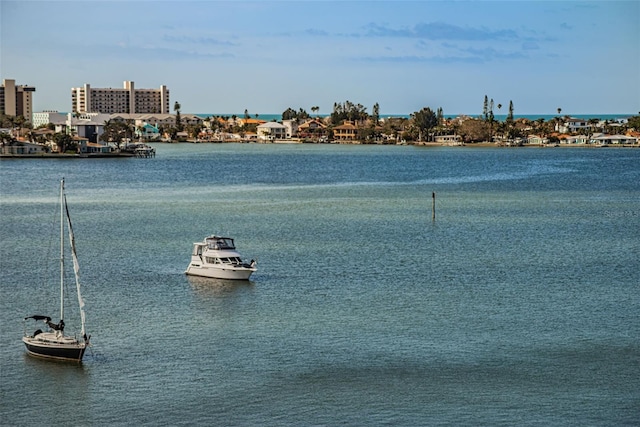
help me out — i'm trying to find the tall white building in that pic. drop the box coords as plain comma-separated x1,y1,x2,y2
32,111,67,128
71,81,170,114
1,79,36,123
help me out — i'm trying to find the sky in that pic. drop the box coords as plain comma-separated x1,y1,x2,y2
1,0,639,116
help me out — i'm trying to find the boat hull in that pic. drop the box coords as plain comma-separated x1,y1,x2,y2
185,264,255,280
22,335,86,362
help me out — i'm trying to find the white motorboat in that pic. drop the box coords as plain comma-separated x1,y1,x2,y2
185,235,257,280
22,178,90,362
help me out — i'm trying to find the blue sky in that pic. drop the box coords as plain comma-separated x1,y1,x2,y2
1,0,638,116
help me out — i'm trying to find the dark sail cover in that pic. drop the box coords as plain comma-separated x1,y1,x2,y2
25,315,51,322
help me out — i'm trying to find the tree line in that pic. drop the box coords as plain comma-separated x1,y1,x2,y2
2,98,640,146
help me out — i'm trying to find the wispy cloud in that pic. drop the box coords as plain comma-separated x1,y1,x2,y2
92,44,235,61
358,43,528,64
304,28,329,37
163,35,238,47
362,22,519,41
358,54,483,65
283,21,524,44
461,47,527,60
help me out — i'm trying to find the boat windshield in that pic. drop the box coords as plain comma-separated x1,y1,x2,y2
206,237,235,250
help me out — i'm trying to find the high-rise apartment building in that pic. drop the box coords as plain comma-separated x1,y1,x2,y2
1,79,36,122
71,81,170,114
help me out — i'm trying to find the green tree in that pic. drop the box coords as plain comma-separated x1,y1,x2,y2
411,107,438,142
282,108,297,120
311,106,319,117
186,123,203,140
534,118,547,138
483,95,489,120
487,98,495,141
0,114,14,128
507,101,514,123
0,131,15,146
330,100,368,125
174,101,182,131
136,125,145,141
53,132,73,153
282,107,309,121
100,119,129,148
458,118,491,143
372,103,380,125
505,100,516,140
626,115,640,130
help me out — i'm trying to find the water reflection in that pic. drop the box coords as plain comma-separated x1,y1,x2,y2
23,352,89,371
22,353,92,425
187,275,254,299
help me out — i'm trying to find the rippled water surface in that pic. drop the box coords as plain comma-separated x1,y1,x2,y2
1,144,639,425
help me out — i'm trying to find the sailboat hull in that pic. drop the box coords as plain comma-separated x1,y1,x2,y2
22,334,86,362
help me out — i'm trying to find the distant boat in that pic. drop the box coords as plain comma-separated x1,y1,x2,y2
185,235,257,280
22,179,90,362
120,142,156,158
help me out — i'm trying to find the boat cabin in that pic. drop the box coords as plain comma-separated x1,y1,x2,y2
191,236,249,267
192,237,235,254
206,236,235,250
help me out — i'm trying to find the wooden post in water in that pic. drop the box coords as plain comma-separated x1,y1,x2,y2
432,191,436,221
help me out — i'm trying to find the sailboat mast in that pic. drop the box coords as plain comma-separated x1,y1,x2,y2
60,178,65,322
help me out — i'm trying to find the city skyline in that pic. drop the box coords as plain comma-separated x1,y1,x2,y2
1,0,638,116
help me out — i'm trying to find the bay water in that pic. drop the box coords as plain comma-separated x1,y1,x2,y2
1,144,638,425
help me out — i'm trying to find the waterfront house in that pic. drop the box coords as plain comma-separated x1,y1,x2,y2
1,141,46,155
238,117,267,128
135,123,160,140
55,113,111,143
556,117,591,133
333,121,360,142
282,119,299,138
298,119,327,139
590,134,637,145
435,134,462,145
564,135,589,144
78,139,114,154
257,122,287,141
110,113,203,128
527,134,548,145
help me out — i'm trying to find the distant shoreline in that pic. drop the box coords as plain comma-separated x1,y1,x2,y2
3,142,637,159
193,113,636,122
0,152,135,159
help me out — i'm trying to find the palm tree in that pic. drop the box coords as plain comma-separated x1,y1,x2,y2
137,125,145,141
13,115,27,138
311,106,319,117
174,101,182,131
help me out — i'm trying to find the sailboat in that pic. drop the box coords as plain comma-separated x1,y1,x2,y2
22,178,90,362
